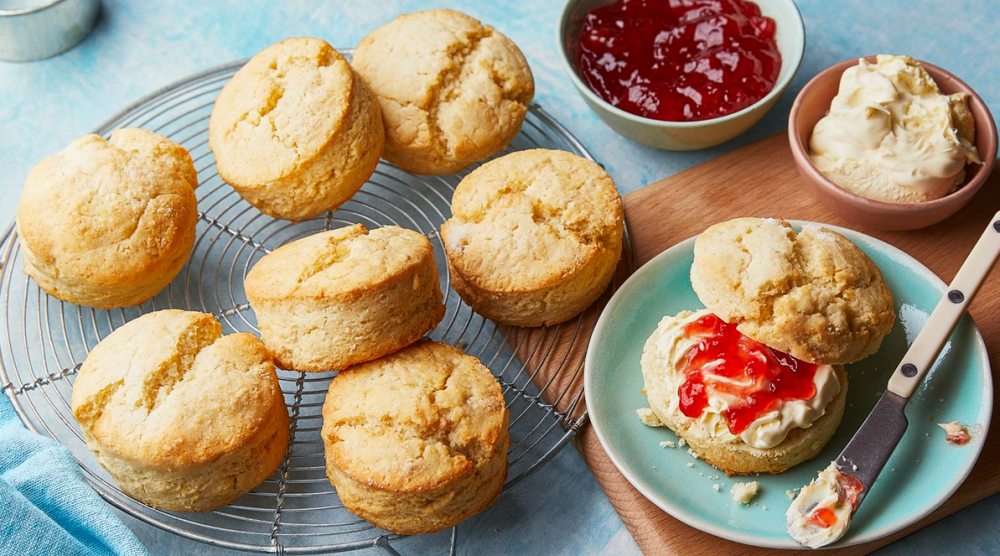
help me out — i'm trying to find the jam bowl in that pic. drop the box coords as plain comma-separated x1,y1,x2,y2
789,56,998,231
557,0,805,151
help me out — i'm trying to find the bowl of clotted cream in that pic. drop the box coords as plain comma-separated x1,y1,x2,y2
789,55,996,231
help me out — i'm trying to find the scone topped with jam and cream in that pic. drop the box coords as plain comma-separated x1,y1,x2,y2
640,218,894,475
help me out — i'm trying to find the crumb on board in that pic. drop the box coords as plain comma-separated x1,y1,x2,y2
687,462,695,468
687,448,700,459
786,490,796,500
730,481,759,505
712,484,720,492
678,438,687,447
636,408,663,427
660,440,676,448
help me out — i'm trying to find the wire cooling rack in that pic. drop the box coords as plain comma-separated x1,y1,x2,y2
0,53,635,555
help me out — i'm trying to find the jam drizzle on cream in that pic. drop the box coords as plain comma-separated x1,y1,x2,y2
807,471,864,529
676,313,818,435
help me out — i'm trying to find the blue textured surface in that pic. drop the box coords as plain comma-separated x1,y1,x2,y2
1,1,998,555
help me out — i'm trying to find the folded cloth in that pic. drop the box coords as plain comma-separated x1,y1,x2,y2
0,394,150,556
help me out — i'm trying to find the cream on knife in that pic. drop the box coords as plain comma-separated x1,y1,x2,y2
787,211,1000,548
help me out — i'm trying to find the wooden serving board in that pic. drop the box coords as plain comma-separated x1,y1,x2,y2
524,132,1000,555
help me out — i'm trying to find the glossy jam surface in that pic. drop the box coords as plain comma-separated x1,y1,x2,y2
577,0,782,121
676,313,817,435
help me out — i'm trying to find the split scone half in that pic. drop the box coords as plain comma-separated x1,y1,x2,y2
71,310,288,511
245,224,444,372
640,218,894,475
322,341,508,534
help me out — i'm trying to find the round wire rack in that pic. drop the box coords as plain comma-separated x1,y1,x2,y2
0,54,635,555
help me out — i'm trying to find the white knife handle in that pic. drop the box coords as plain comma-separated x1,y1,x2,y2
888,211,1000,399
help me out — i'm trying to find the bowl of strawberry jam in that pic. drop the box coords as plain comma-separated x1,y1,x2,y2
558,0,805,150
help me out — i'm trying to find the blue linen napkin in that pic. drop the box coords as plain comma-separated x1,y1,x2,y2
0,395,150,556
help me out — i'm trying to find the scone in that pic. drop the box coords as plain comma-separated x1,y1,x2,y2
70,310,289,512
691,217,895,365
322,341,508,534
640,310,847,475
352,9,534,175
639,218,894,475
209,37,383,221
440,149,623,327
16,129,198,309
244,224,444,371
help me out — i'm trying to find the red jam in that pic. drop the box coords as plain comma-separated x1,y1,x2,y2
676,313,817,435
946,431,971,445
807,471,864,528
577,0,782,121
808,507,838,529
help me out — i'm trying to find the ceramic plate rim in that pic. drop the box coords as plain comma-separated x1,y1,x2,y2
583,221,993,549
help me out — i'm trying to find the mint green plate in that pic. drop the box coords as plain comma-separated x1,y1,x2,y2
584,222,992,548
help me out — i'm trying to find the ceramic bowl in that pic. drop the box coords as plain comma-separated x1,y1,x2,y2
557,0,805,151
789,56,998,231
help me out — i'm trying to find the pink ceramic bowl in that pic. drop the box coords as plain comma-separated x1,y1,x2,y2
788,56,997,231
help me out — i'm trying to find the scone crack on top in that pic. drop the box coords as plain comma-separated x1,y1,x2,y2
226,46,338,153
691,218,895,365
352,9,535,174
368,23,531,155
443,151,621,292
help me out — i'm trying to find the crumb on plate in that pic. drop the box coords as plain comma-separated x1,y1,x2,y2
636,408,663,427
730,481,759,504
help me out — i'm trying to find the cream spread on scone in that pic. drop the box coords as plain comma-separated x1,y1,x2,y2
786,462,863,548
640,309,840,449
810,55,981,203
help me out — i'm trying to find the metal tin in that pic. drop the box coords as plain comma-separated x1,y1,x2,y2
0,0,100,62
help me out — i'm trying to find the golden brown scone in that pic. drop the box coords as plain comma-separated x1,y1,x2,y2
70,310,289,512
16,129,198,309
322,341,508,534
352,9,534,175
440,149,623,327
245,224,444,371
691,218,895,365
209,37,383,221
640,309,846,475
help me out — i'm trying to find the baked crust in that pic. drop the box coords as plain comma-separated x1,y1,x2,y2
17,129,198,309
691,218,895,365
352,9,534,175
321,341,508,534
441,149,623,327
70,310,289,512
244,224,445,371
209,37,383,221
